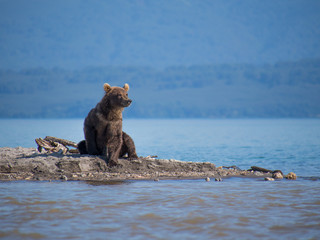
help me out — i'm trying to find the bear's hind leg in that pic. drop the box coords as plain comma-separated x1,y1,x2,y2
84,125,100,155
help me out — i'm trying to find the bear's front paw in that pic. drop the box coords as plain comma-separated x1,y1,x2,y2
127,152,138,160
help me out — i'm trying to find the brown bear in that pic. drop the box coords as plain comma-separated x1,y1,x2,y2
77,83,138,166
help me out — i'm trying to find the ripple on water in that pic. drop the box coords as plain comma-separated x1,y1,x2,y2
1,178,320,239
138,213,165,221
0,230,45,240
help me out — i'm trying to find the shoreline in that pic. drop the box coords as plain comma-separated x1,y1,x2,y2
0,147,273,181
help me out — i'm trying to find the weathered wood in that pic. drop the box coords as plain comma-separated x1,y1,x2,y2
35,138,69,154
69,149,80,154
44,136,78,148
35,136,79,154
250,166,273,173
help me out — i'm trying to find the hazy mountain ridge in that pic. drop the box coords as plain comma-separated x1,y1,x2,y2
1,0,319,118
0,59,319,118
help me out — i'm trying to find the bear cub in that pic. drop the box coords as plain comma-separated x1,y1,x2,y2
78,83,138,166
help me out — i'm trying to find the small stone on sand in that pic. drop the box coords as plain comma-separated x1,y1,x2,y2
272,171,283,179
265,177,275,181
286,172,297,180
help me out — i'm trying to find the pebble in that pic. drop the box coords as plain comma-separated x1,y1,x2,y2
254,172,263,176
265,177,275,181
286,172,297,180
272,171,283,179
61,175,68,181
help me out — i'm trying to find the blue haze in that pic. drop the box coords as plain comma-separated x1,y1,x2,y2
0,0,320,118
1,0,320,69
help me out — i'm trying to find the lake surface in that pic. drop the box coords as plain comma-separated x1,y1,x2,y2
1,119,320,239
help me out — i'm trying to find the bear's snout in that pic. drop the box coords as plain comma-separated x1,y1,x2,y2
121,98,132,107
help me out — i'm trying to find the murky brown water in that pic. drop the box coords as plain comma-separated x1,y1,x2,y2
1,178,319,240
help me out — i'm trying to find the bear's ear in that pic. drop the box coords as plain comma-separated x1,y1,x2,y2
123,83,129,91
103,83,112,92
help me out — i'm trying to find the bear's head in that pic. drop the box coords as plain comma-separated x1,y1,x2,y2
103,83,132,108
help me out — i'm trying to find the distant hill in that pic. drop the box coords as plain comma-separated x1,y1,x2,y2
0,0,320,69
1,59,319,118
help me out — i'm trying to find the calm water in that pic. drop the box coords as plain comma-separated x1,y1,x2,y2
1,119,320,239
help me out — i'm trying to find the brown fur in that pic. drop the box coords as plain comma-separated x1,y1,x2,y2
78,83,138,166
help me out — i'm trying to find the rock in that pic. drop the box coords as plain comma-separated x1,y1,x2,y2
265,177,275,181
61,175,68,181
0,147,281,181
254,171,264,176
215,177,222,181
286,172,297,180
272,171,283,179
205,177,210,182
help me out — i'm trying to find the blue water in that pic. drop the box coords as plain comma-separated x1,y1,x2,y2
1,119,320,239
1,118,319,176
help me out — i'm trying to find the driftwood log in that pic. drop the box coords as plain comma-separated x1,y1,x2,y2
249,166,284,176
35,136,79,154
249,166,273,173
